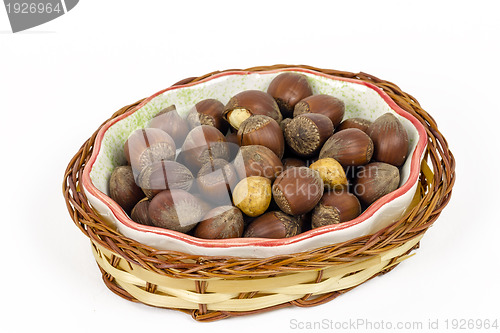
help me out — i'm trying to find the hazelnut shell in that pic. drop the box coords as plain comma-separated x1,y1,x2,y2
272,167,324,216
232,145,283,181
284,113,334,157
311,190,361,228
354,162,400,206
266,72,313,118
367,113,409,167
244,211,301,238
109,165,144,213
294,94,345,128
319,128,374,167
194,206,244,239
124,128,176,172
237,115,285,158
187,99,228,133
149,105,189,147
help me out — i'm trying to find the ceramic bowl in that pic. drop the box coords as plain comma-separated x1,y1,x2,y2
81,68,427,258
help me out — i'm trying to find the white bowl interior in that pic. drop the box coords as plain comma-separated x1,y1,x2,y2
85,70,422,258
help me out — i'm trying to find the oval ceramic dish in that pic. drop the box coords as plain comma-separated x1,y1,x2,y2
81,68,427,258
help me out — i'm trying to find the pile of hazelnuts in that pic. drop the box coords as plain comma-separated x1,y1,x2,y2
109,72,410,240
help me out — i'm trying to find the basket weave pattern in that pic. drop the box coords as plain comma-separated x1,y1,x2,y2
62,65,455,321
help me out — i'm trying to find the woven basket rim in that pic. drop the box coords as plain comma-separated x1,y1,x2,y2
79,67,429,253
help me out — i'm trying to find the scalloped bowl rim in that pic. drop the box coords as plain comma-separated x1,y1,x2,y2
81,68,427,251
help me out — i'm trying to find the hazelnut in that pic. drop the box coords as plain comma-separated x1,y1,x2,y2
272,167,324,216
223,90,282,130
109,165,144,213
225,132,241,161
367,113,409,167
194,206,244,239
232,145,283,181
336,117,372,133
232,176,272,217
186,99,228,134
124,128,176,172
237,115,285,158
196,159,238,205
311,190,361,229
148,105,189,147
354,162,400,206
284,113,334,157
282,157,307,171
294,94,345,128
148,189,205,233
266,72,313,118
243,211,301,238
309,158,348,190
130,198,153,226
280,117,292,132
181,125,229,172
319,128,374,167
136,160,194,199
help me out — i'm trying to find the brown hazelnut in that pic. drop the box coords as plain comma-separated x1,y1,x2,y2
272,167,324,216
354,162,400,206
319,128,374,167
367,113,409,167
311,190,361,228
294,94,345,128
309,158,348,190
232,176,272,217
181,125,229,172
336,117,372,133
232,145,283,181
194,206,244,239
280,117,292,132
284,113,334,157
148,189,205,233
223,90,282,130
266,72,313,118
109,165,144,213
130,198,153,226
237,115,285,158
196,159,238,205
148,105,189,147
186,99,228,134
244,211,301,238
124,128,176,172
282,157,307,171
225,132,241,161
136,160,194,199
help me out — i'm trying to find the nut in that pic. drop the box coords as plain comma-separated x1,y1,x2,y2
225,132,241,161
194,206,244,239
130,198,153,226
237,115,285,158
124,128,176,172
137,160,194,199
354,162,400,206
181,125,229,171
311,190,361,228
233,145,283,181
282,157,307,171
148,105,189,147
243,211,301,238
336,117,372,133
232,176,272,217
266,72,313,118
319,128,374,167
367,113,409,167
294,94,345,128
223,90,282,130
272,166,324,215
186,99,228,134
309,158,348,190
284,113,333,157
196,158,238,205
280,117,292,132
109,165,144,213
148,189,205,233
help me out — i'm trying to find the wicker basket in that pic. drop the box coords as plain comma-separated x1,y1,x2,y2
62,65,455,322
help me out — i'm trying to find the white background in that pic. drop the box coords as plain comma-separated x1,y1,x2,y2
1,1,499,332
